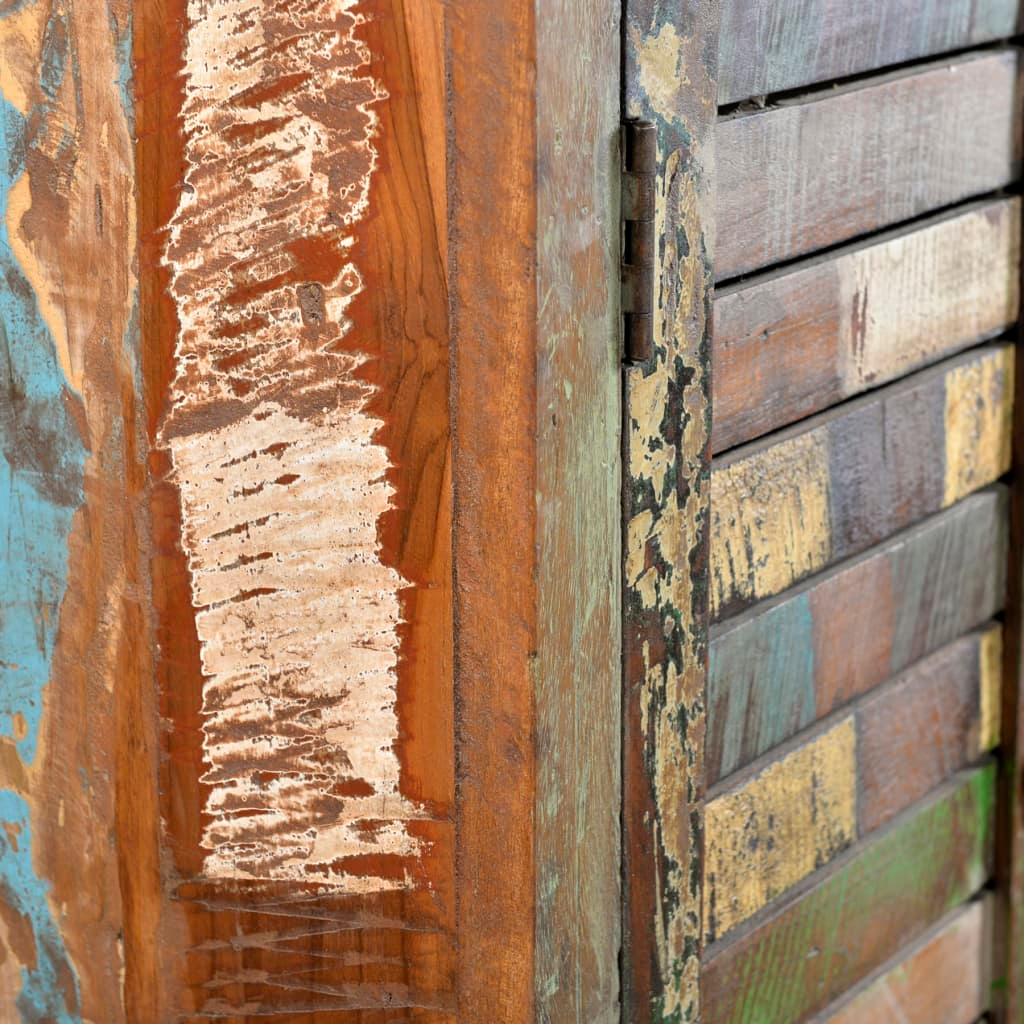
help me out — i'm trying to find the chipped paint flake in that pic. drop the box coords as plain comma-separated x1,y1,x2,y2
163,0,422,889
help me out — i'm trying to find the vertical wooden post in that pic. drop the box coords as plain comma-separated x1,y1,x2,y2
622,2,719,1021
535,2,623,1021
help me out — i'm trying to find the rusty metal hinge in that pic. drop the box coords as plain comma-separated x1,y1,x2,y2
621,119,656,364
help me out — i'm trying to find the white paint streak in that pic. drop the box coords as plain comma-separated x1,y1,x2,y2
163,0,423,888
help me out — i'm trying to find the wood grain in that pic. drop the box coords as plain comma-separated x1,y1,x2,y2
704,721,858,942
449,0,538,1019
817,900,992,1024
139,0,460,1018
713,198,1021,453
0,3,157,1020
702,765,997,1024
705,626,999,941
622,1,720,1020
858,625,1002,833
535,0,622,1019
716,49,1022,280
708,487,1008,784
718,0,1022,105
711,344,1014,620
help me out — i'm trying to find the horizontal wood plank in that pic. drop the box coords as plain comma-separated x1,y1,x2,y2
713,199,1021,453
716,50,1022,280
702,765,997,1024
817,900,992,1024
711,344,1014,620
708,488,1008,784
719,0,1021,105
705,626,1000,940
858,627,1002,834
704,721,858,942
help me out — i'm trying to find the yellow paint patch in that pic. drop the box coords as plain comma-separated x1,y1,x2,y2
710,430,832,615
704,718,857,941
944,345,1014,506
980,626,1003,752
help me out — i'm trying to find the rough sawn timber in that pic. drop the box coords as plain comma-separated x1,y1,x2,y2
718,0,1021,105
711,344,1014,621
716,49,1022,280
702,765,997,1024
708,488,1008,783
713,198,1021,453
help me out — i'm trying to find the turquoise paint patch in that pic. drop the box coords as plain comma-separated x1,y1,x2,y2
0,791,80,1023
0,96,85,767
708,594,817,782
0,2,92,1016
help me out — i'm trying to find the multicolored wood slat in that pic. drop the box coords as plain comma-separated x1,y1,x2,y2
818,900,992,1024
0,2,141,1019
716,49,1022,280
702,765,996,1024
718,0,1021,105
713,198,1020,453
711,345,1014,621
708,488,1008,783
705,624,1001,941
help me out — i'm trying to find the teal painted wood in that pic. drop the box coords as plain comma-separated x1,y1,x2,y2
702,765,997,1024
0,4,135,1019
0,73,85,1024
707,488,1007,784
719,0,1021,105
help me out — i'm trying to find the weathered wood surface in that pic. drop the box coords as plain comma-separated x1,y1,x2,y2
708,488,1008,784
716,49,1022,280
622,1,719,1020
711,344,1014,621
702,765,997,1024
140,0,458,1018
705,626,1000,941
0,3,151,1021
817,900,992,1024
535,0,622,1018
718,0,1022,105
450,0,538,1014
858,626,1002,834
713,198,1021,453
705,721,858,942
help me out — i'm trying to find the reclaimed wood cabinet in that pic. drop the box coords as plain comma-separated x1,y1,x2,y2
0,0,1022,1021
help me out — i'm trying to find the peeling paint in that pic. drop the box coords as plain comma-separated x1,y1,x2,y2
163,0,422,888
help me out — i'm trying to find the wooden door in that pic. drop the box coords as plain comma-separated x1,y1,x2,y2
624,2,1024,1022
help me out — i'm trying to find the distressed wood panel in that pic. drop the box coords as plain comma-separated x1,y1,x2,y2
622,1,720,1020
818,900,992,1024
702,765,997,1024
711,344,1014,621
718,0,1022,105
713,198,1021,453
535,0,622,1019
716,50,1022,280
708,487,1008,784
0,3,156,1021
705,626,999,941
138,0,460,1018
704,721,858,942
858,626,1002,834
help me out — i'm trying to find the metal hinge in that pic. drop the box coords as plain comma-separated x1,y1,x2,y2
621,119,656,364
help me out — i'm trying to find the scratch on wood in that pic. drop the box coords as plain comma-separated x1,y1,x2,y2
162,0,425,889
